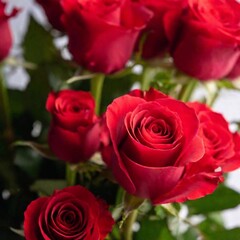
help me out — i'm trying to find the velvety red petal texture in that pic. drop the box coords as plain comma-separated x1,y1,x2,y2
48,123,100,163
104,89,222,203
170,0,240,80
188,102,239,172
222,133,240,172
61,0,152,73
153,155,223,204
46,90,100,163
36,0,65,31
24,197,49,240
0,21,12,62
137,0,186,59
24,186,114,240
0,1,18,62
227,56,240,79
129,87,168,101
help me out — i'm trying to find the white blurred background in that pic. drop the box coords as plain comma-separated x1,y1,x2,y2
6,0,240,229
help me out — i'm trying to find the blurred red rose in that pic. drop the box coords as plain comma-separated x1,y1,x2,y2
188,102,240,172
61,0,152,73
36,0,65,31
104,89,222,204
24,185,114,240
136,0,187,59
46,90,101,163
0,1,18,62
171,0,240,80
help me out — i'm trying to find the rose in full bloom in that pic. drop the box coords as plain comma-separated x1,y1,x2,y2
171,0,240,80
136,0,187,59
61,0,152,73
0,1,18,62
188,102,240,172
46,90,101,163
104,88,222,204
24,185,114,240
36,0,65,31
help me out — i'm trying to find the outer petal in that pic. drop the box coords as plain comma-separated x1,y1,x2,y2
227,56,240,79
36,0,64,31
45,91,56,113
24,197,49,240
176,134,205,166
61,0,152,73
106,95,146,193
129,88,168,100
97,199,115,240
77,121,101,160
153,155,223,204
222,132,240,172
121,151,184,200
172,20,240,80
0,20,12,62
48,124,99,163
188,102,229,130
137,0,186,59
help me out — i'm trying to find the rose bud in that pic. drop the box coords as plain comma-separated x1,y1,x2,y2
171,0,240,80
46,90,101,163
61,0,152,73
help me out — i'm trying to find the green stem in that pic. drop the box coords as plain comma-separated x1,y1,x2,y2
141,67,156,91
90,74,105,115
178,80,198,102
205,81,219,107
0,68,13,142
122,210,138,240
66,163,77,186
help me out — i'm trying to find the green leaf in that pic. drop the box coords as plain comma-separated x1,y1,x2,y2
9,228,24,237
23,17,57,64
198,216,225,236
181,228,200,240
101,72,138,113
30,179,67,196
0,227,24,240
14,148,42,179
13,141,56,159
199,218,240,240
217,80,240,90
134,219,174,240
204,228,240,240
186,185,240,214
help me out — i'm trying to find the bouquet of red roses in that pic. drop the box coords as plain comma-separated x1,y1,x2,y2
1,0,240,239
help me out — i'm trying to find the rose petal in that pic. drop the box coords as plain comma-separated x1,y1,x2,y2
121,151,184,200
153,155,223,204
24,197,49,240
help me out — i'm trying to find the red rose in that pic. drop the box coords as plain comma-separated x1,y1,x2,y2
136,0,187,59
0,1,18,62
36,0,65,31
104,89,222,204
24,185,114,240
188,102,240,172
46,90,101,163
171,0,240,80
61,0,152,73
223,132,240,172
